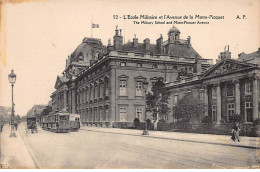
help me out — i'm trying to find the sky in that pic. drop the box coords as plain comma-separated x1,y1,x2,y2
0,0,259,116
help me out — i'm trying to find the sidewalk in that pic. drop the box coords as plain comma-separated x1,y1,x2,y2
81,125,260,149
0,125,36,169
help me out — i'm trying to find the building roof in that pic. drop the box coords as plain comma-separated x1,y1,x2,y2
165,43,201,58
168,26,180,33
166,58,258,89
57,75,69,83
238,48,260,61
201,58,257,78
121,42,157,54
121,40,202,58
68,37,107,67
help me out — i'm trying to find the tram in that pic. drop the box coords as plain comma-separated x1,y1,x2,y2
41,112,80,133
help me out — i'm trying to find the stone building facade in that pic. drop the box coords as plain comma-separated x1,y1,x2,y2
167,48,260,124
50,26,213,126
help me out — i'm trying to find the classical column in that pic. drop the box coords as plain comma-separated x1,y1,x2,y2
82,89,85,104
100,83,104,98
71,89,76,113
235,80,240,115
253,76,259,120
216,83,221,124
71,82,76,113
64,90,67,111
85,87,88,103
204,87,208,117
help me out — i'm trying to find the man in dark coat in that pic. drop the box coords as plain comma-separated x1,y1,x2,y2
14,122,18,131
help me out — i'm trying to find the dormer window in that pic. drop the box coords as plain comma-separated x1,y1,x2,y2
120,62,126,67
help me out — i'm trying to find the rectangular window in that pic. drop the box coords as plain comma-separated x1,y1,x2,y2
152,64,158,69
226,84,234,97
227,103,235,119
120,62,126,66
120,80,127,96
136,107,143,122
245,81,252,95
245,102,253,122
186,90,192,94
199,90,204,100
120,107,127,122
136,81,143,96
173,95,178,106
212,105,217,122
137,63,142,67
212,87,217,100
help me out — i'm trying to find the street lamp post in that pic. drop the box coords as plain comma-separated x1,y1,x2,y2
142,80,149,135
8,69,16,137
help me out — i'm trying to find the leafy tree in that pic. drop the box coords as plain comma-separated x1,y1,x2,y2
40,106,52,116
174,93,206,123
15,114,21,122
146,77,170,120
229,113,244,123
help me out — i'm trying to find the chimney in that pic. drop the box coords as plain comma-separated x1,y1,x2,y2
143,38,150,51
133,34,138,47
113,25,123,50
108,38,111,46
219,45,231,60
193,54,202,74
107,38,113,52
187,36,191,45
156,34,163,54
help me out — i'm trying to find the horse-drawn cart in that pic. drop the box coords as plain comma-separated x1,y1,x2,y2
26,116,38,133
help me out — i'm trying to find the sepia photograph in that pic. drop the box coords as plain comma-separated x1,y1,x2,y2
0,0,259,169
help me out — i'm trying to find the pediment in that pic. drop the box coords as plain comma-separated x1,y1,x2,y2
54,76,68,89
134,75,146,80
54,77,63,89
202,59,255,78
118,74,129,79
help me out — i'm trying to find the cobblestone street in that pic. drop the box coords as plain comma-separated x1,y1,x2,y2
0,123,259,169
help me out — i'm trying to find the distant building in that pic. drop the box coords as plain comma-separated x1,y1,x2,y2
166,47,260,124
0,106,11,123
26,105,47,122
51,26,213,126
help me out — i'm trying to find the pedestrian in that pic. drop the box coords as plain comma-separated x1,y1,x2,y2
14,122,18,131
231,122,241,142
0,122,4,132
154,121,158,131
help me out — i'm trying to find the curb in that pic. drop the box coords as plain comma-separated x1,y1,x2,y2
85,129,260,150
17,129,40,169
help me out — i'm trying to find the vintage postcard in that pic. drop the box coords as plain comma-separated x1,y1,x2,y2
0,0,259,169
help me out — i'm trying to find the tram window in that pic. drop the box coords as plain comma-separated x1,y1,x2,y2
60,116,69,121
